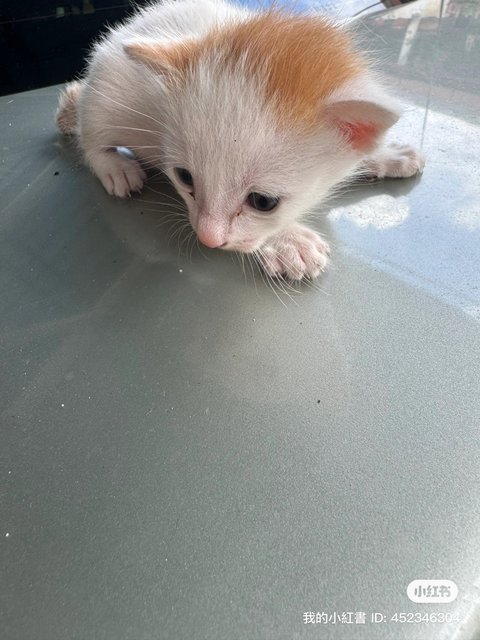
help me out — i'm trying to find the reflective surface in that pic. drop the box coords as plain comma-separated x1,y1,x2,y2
1,2,480,639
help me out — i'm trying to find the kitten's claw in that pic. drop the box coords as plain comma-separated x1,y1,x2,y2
259,224,330,281
363,143,425,179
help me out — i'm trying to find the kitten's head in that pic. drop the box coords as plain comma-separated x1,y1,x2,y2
125,12,399,252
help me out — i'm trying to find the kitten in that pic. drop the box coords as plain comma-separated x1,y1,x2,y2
56,0,424,280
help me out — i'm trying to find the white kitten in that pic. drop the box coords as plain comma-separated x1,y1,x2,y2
56,0,424,280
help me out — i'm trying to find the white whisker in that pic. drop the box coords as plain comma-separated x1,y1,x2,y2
82,81,166,129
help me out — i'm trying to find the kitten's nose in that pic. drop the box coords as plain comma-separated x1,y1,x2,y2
197,231,227,249
196,215,228,248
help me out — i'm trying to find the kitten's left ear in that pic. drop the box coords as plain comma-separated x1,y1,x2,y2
324,99,400,152
123,40,193,75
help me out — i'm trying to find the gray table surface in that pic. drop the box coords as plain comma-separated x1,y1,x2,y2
1,3,480,639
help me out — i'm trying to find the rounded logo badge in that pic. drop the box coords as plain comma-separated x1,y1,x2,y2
407,580,458,603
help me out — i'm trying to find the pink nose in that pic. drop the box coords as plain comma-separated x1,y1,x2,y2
197,232,227,249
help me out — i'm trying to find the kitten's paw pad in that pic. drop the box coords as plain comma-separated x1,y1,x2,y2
259,226,330,281
366,144,425,179
92,154,147,197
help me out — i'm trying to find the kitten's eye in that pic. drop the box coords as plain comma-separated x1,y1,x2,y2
246,192,280,212
174,167,194,188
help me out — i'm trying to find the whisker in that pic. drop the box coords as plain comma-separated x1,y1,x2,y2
141,204,187,213
254,249,300,305
254,253,290,307
186,231,198,261
82,81,166,129
154,215,189,228
245,253,260,298
169,221,191,244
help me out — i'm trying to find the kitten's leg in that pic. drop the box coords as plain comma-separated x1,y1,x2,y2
84,148,147,198
257,224,330,281
78,89,148,197
56,81,148,197
362,143,425,179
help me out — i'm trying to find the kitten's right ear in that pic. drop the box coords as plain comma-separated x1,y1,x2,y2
123,40,192,74
323,97,400,153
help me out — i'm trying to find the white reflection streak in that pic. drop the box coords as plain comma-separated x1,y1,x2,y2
329,195,410,230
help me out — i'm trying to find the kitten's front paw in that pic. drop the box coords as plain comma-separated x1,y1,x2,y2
364,143,425,179
90,152,147,197
258,225,330,281
100,160,147,198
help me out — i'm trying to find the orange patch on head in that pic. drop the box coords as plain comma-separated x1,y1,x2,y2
213,13,365,128
126,12,365,129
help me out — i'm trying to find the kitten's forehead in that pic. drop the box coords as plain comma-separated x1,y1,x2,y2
163,64,299,190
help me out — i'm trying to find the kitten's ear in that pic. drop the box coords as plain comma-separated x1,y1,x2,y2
123,40,191,74
324,99,400,152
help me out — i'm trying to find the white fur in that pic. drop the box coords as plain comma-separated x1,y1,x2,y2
59,0,423,279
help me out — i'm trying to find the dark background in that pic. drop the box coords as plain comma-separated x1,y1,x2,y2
0,1,149,95
1,0,479,97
